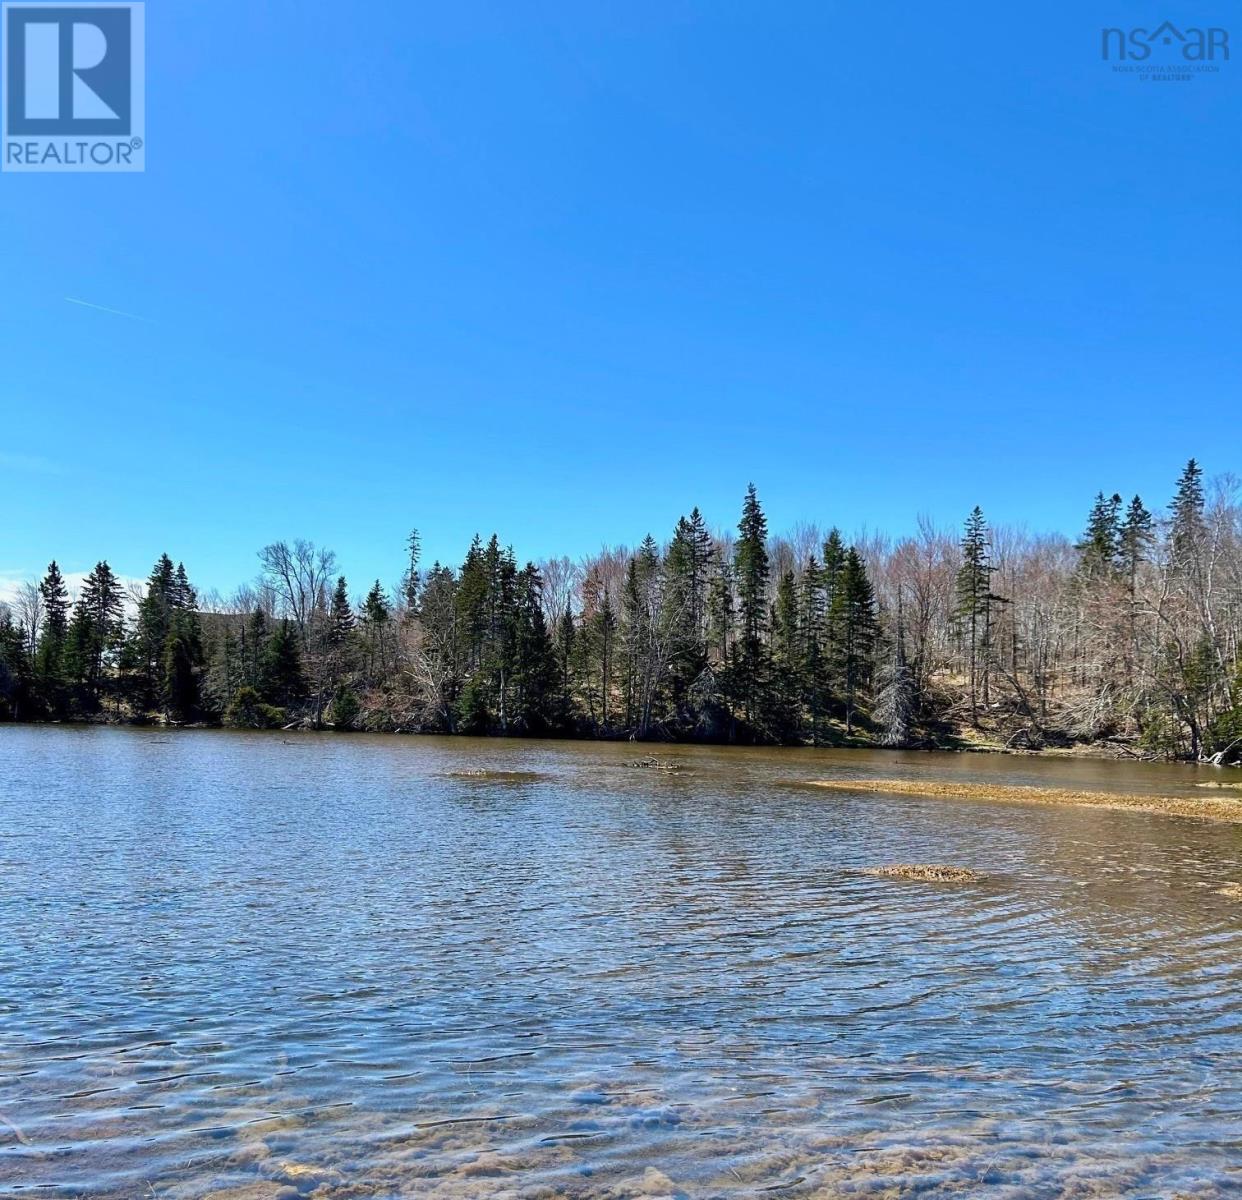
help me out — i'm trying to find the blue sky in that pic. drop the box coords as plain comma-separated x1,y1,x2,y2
1,1,1239,598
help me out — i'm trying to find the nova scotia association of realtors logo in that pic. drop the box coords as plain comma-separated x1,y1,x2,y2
2,1,144,171
1102,20,1229,81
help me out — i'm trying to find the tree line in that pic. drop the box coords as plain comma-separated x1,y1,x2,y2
2,460,1240,761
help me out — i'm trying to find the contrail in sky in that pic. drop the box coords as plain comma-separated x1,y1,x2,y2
65,296,153,322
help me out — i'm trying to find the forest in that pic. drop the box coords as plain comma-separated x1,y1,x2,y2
2,459,1241,762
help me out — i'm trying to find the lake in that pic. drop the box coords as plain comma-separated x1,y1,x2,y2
1,727,1239,1198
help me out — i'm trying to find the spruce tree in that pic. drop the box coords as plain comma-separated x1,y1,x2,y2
511,564,558,732
1170,458,1206,572
556,605,577,730
821,529,847,699
1076,492,1122,578
955,507,994,724
131,554,178,711
839,548,878,735
402,528,422,615
799,555,828,744
732,483,770,730
362,580,391,679
1118,495,1154,588
162,608,202,722
65,561,125,707
261,619,305,708
0,607,31,720
35,561,70,712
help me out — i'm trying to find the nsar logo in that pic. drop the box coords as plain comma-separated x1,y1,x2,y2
3,2,144,172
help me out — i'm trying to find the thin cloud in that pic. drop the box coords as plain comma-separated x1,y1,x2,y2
65,296,153,323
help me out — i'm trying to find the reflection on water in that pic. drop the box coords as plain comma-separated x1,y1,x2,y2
0,727,1239,1198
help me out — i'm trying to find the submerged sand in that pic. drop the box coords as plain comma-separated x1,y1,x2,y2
862,864,983,883
807,778,1242,824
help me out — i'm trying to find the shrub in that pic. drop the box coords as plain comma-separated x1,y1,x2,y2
224,686,285,729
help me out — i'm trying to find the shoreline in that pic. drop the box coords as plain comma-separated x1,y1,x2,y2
806,778,1242,825
0,714,1199,765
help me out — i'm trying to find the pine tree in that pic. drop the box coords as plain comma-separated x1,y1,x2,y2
732,483,770,730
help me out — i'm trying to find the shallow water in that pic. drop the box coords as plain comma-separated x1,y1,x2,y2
1,727,1240,1199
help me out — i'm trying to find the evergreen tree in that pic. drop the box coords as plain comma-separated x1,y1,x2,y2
799,555,829,744
556,605,577,729
243,607,269,689
402,528,422,615
1170,458,1206,569
362,580,391,679
330,575,355,644
511,564,558,732
820,529,847,699
665,508,713,692
35,561,71,712
0,606,31,720
261,619,305,708
417,563,462,730
1118,495,1154,589
955,507,994,723
162,608,203,722
65,561,125,707
838,548,878,735
130,553,178,711
732,483,770,730
1076,492,1122,578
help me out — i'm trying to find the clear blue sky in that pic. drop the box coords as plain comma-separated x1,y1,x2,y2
2,1,1239,597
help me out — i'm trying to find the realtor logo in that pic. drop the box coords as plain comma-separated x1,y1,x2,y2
3,2,144,171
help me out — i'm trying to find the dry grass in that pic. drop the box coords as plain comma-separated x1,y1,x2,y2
862,864,983,883
807,779,1242,824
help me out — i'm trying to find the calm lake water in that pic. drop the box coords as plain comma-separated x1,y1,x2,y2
1,727,1240,1199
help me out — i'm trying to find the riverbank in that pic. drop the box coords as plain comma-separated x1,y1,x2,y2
0,711,1198,766
807,778,1242,824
